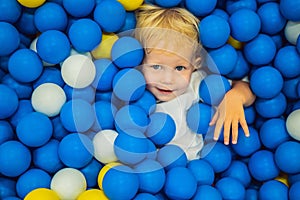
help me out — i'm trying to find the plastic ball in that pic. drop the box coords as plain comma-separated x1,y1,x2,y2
185,0,217,17
2,74,32,99
193,185,222,200
117,0,143,11
114,130,149,165
93,130,118,164
63,0,95,17
274,45,300,78
231,126,261,157
250,66,284,99
0,120,13,145
64,85,95,103
289,181,300,200
259,180,288,200
34,2,68,32
99,164,139,200
80,159,103,188
68,18,102,52
154,0,182,8
255,93,287,118
157,144,187,170
58,133,94,168
91,33,119,59
187,159,215,185
283,77,300,100
9,100,33,128
134,193,157,200
93,0,126,32
8,49,43,83
0,0,22,23
24,188,59,200
226,0,257,14
77,189,108,200
31,83,66,117
215,177,246,200
222,160,251,187
286,109,300,141
111,36,144,68
284,21,300,45
16,112,53,147
117,11,137,33
279,0,300,21
248,150,280,181
226,51,250,80
0,22,20,56
36,30,71,64
275,141,300,174
134,159,166,194
33,139,64,174
61,54,96,89
199,74,231,106
131,90,156,115
0,177,17,199
0,140,31,177
164,167,197,199
0,84,19,119
33,67,64,89
93,100,117,131
60,99,95,132
16,168,51,199
297,36,300,54
50,168,87,200
200,142,232,173
17,0,45,8
260,118,291,150
146,112,176,146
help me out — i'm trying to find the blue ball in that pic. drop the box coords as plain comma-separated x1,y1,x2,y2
248,150,280,181
259,180,288,200
226,51,250,80
51,116,69,140
16,168,51,199
8,49,43,83
156,144,188,171
229,9,261,42
93,0,126,32
64,85,95,103
111,36,144,68
226,0,257,14
0,84,18,119
58,133,94,168
3,197,21,200
200,142,232,173
0,0,22,23
255,93,287,118
154,0,182,8
289,181,300,200
80,159,103,188
36,30,71,64
34,2,68,32
15,9,38,36
199,15,230,49
187,102,214,135
244,34,277,66
117,11,137,33
207,44,238,75
283,77,300,100
0,141,31,177
131,90,156,115
114,105,149,133
0,22,20,56
134,159,166,194
199,74,231,106
68,18,102,52
231,126,261,157
134,193,157,200
33,139,64,174
92,58,119,92
0,177,16,198
244,105,256,125
60,99,95,132
222,160,251,187
250,66,284,99
259,118,291,150
187,159,215,185
0,121,13,145
33,67,65,89
114,129,150,165
245,189,258,200
9,100,33,128
63,0,95,17
297,36,300,54
185,0,217,17
146,112,176,146
216,177,245,200
113,68,146,102
93,100,117,131
193,185,222,200
275,141,300,174
164,167,197,199
274,45,300,78
258,2,287,35
279,0,300,21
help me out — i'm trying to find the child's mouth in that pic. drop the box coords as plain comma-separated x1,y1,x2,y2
157,88,173,94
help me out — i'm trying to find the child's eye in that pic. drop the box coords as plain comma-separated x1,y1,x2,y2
175,66,186,71
152,65,162,70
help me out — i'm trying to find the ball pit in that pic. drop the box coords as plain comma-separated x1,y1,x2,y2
0,0,300,199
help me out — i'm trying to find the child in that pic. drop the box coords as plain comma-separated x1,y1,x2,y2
134,4,256,160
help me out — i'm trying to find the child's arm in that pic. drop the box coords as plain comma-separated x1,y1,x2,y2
209,80,256,145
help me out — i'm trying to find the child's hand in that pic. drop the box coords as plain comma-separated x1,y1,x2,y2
209,89,250,145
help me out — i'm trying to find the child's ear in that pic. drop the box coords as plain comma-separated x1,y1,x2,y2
193,56,202,69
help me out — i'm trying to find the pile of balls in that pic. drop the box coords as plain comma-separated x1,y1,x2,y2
0,0,300,199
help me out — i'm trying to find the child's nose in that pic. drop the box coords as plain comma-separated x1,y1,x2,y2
160,69,174,84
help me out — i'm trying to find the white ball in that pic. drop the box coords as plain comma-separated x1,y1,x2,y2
61,54,96,89
31,83,66,117
286,109,300,141
50,168,87,200
284,21,300,45
93,130,118,164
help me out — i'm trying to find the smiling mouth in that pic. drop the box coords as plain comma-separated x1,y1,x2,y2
157,88,173,93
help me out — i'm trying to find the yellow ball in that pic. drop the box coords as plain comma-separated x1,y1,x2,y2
17,0,46,8
77,189,109,200
275,173,289,187
98,162,121,190
91,33,119,59
24,188,60,200
227,36,244,50
117,0,144,11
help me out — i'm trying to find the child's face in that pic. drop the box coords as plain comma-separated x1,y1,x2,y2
141,48,195,102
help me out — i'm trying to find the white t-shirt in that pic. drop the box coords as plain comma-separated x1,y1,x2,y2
155,70,206,160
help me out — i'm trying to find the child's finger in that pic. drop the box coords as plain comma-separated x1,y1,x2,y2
240,118,250,137
223,121,231,145
209,111,218,126
231,120,239,144
213,118,223,141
